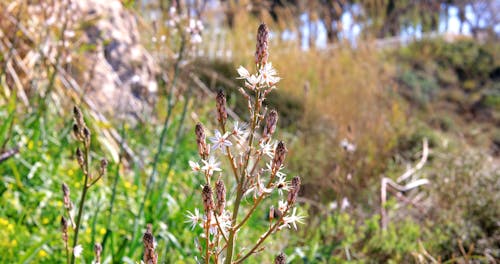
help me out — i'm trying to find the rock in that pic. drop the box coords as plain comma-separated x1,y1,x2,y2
74,0,159,116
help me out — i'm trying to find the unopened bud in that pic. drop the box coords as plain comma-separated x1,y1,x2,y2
269,206,275,221
275,252,286,264
287,176,301,206
263,109,278,139
76,148,84,167
94,243,102,264
195,123,208,158
202,184,214,214
99,159,108,176
216,90,227,125
272,141,287,173
143,224,157,264
215,178,226,215
72,123,80,139
82,127,91,145
255,23,269,66
73,106,84,127
62,183,71,209
61,216,68,243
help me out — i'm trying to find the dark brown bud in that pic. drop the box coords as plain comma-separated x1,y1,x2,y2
82,127,91,145
72,123,80,139
216,89,227,125
99,158,108,176
255,23,269,66
275,252,286,264
263,110,278,139
215,178,226,215
202,184,214,214
195,123,208,158
287,176,301,206
73,106,84,127
143,224,157,264
76,147,84,167
62,183,71,209
94,243,102,264
61,216,68,243
272,141,287,173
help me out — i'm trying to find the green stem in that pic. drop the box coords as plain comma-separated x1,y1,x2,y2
70,146,90,264
224,188,243,264
129,39,186,256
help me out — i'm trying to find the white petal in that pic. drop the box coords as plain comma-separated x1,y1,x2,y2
237,66,250,78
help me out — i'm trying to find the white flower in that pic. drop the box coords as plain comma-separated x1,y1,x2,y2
209,130,232,153
278,200,288,213
341,197,350,210
275,175,290,196
189,160,201,172
185,208,202,230
329,201,338,211
260,140,276,158
237,66,260,89
232,121,246,137
73,244,83,257
168,6,176,16
201,157,221,176
232,122,248,146
190,33,202,44
265,162,286,178
237,66,250,78
340,139,356,153
245,174,273,198
281,208,305,230
259,63,280,86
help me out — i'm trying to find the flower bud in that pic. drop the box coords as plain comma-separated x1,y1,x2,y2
72,123,81,139
287,176,301,206
76,147,84,168
275,252,286,264
202,185,214,214
263,109,278,139
82,127,91,145
61,216,68,243
272,141,287,173
94,243,102,264
62,183,72,209
215,178,226,215
195,123,208,158
269,206,275,221
255,23,269,66
216,89,227,126
99,158,108,176
143,224,157,264
73,106,84,127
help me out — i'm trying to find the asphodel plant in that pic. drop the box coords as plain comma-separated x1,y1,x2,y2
187,23,304,264
61,106,107,264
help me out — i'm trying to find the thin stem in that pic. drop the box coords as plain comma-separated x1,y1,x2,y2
234,206,291,263
214,214,228,242
220,121,239,183
70,146,90,264
224,88,262,264
205,214,210,264
65,240,70,264
234,169,278,231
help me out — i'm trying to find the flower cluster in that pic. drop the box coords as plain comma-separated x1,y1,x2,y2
187,23,303,263
165,5,204,44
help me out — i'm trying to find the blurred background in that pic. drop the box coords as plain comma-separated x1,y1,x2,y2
0,0,498,263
